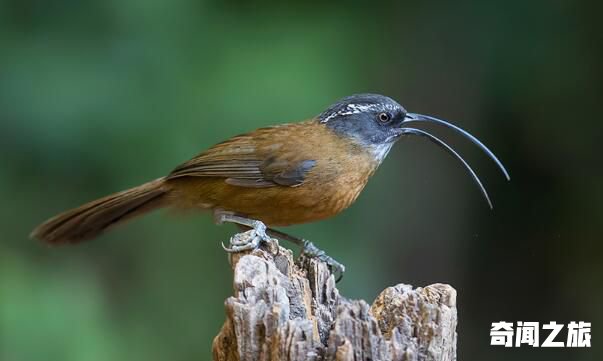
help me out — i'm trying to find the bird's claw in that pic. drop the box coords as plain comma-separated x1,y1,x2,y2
302,240,346,282
222,220,270,253
326,257,346,283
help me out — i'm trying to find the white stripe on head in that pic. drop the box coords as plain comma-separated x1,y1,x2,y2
320,102,399,123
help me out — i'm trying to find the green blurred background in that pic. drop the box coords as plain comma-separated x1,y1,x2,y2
1,0,601,360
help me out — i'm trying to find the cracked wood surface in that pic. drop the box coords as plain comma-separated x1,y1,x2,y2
212,231,457,361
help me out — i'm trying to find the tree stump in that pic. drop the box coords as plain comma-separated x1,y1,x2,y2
212,230,457,361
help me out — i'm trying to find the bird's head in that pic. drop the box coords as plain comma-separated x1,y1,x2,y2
318,93,510,208
319,94,408,161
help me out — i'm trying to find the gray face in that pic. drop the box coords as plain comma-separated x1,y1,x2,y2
319,94,407,148
319,93,511,209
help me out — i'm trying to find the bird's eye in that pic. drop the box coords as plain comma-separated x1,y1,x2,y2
378,112,391,123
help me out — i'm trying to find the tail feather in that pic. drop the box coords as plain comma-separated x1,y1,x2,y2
31,178,168,244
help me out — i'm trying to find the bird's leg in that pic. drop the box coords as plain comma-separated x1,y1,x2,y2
264,227,346,282
214,212,270,253
214,210,345,281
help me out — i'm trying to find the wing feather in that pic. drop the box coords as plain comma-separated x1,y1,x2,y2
167,124,316,188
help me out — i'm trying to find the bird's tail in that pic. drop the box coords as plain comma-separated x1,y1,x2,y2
31,178,169,244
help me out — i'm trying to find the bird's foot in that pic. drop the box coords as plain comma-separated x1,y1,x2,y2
221,220,270,253
302,240,346,282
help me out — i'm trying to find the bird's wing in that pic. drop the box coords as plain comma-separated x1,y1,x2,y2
166,125,316,188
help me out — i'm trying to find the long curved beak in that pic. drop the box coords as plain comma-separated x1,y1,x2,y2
403,113,510,181
397,113,510,209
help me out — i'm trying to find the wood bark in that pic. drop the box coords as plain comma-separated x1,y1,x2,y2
212,230,457,361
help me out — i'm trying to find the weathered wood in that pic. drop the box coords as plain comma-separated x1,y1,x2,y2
212,230,457,361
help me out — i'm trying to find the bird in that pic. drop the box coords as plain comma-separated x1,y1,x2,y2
31,93,509,280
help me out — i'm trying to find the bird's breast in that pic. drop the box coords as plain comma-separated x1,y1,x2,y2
169,121,382,226
258,126,380,224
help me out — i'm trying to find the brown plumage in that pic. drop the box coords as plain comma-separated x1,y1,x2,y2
31,93,509,252
31,120,380,244
31,178,168,243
